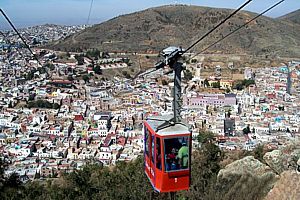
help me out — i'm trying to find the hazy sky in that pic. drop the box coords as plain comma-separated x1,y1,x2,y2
1,0,299,30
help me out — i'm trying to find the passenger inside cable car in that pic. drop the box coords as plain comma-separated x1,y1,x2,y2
164,136,189,171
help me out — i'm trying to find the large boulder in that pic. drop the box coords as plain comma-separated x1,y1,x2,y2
218,156,275,178
263,143,300,174
216,156,278,200
265,171,300,200
263,150,285,174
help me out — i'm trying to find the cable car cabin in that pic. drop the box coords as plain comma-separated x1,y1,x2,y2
144,116,191,193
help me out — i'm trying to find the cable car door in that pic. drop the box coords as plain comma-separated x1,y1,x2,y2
150,135,156,183
144,125,155,186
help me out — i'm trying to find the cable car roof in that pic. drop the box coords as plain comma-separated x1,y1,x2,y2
146,115,190,136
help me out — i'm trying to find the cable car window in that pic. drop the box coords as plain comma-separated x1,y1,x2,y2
151,135,155,164
156,137,162,170
164,136,189,171
145,128,149,156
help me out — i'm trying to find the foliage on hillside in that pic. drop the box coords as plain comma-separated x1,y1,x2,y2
0,132,277,200
26,100,60,109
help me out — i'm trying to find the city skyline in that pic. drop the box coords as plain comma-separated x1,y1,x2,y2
1,0,300,30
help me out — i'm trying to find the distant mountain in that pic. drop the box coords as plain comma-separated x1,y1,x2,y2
48,5,300,57
278,9,300,25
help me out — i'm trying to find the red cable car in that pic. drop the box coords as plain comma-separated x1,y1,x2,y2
144,116,191,193
143,47,191,194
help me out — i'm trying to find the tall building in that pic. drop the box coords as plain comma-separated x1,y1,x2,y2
195,63,201,79
244,67,253,79
286,64,292,95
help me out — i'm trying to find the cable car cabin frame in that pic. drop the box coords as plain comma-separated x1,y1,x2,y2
144,116,191,193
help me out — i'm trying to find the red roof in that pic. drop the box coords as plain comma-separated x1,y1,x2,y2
74,115,84,121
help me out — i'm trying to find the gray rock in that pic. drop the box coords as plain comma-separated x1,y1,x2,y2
218,156,275,178
263,150,285,174
263,143,300,174
265,171,300,200
216,156,278,200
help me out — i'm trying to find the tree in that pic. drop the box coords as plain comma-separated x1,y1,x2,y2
161,79,168,86
27,100,57,109
182,142,223,200
212,81,221,88
82,75,90,83
227,110,231,118
28,93,36,101
86,49,100,59
38,67,46,74
67,75,74,81
0,160,23,199
184,69,193,81
122,71,131,79
44,63,55,71
234,79,255,90
198,131,215,144
243,125,251,135
204,79,210,87
242,79,255,87
25,69,37,80
93,65,102,75
52,103,60,110
0,158,4,183
253,145,265,163
191,59,198,63
0,146,276,200
234,83,244,90
75,54,84,65
8,101,13,108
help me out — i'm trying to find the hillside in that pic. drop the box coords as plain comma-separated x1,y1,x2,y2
48,5,300,57
2,137,300,200
278,9,300,25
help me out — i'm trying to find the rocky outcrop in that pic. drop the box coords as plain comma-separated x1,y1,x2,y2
265,171,300,200
215,141,300,200
263,150,285,174
216,156,278,200
263,142,300,174
218,156,276,178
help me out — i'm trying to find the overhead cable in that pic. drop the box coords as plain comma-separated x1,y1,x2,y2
87,0,94,25
188,0,285,61
184,0,253,54
0,30,27,61
0,8,42,66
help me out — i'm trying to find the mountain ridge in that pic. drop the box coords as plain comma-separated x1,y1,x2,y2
278,9,300,25
48,5,300,57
